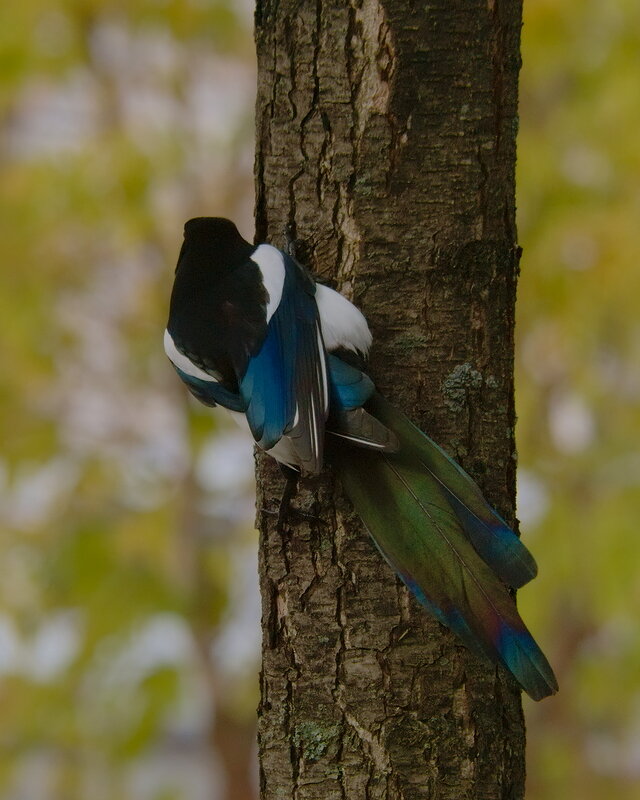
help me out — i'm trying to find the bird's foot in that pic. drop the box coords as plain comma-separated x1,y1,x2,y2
260,505,326,529
259,464,327,530
282,224,315,274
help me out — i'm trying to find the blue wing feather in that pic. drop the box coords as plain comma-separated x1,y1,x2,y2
327,354,375,410
240,300,295,448
240,253,327,469
173,367,247,412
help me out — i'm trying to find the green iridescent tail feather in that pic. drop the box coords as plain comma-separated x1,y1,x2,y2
329,393,558,701
371,395,537,590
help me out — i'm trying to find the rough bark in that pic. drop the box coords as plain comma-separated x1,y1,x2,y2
254,2,525,798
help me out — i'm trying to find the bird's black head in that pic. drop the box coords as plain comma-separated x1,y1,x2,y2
184,217,244,244
177,217,255,277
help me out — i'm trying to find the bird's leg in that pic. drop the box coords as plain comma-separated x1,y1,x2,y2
282,223,299,259
282,224,315,278
259,463,327,530
277,463,300,531
258,464,301,528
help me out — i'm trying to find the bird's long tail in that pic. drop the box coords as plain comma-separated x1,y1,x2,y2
328,393,558,701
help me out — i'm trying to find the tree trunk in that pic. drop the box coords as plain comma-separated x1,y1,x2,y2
254,1,525,798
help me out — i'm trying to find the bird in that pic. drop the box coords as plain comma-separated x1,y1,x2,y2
164,216,558,701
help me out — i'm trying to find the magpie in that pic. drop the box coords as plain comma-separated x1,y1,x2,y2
165,217,558,701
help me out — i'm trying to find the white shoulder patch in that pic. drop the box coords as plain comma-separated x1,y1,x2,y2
315,283,372,355
251,244,286,323
164,328,220,381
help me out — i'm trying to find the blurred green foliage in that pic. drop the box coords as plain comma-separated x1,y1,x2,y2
1,0,639,798
517,1,640,798
0,1,257,797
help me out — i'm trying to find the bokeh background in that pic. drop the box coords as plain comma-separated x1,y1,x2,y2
0,1,638,798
